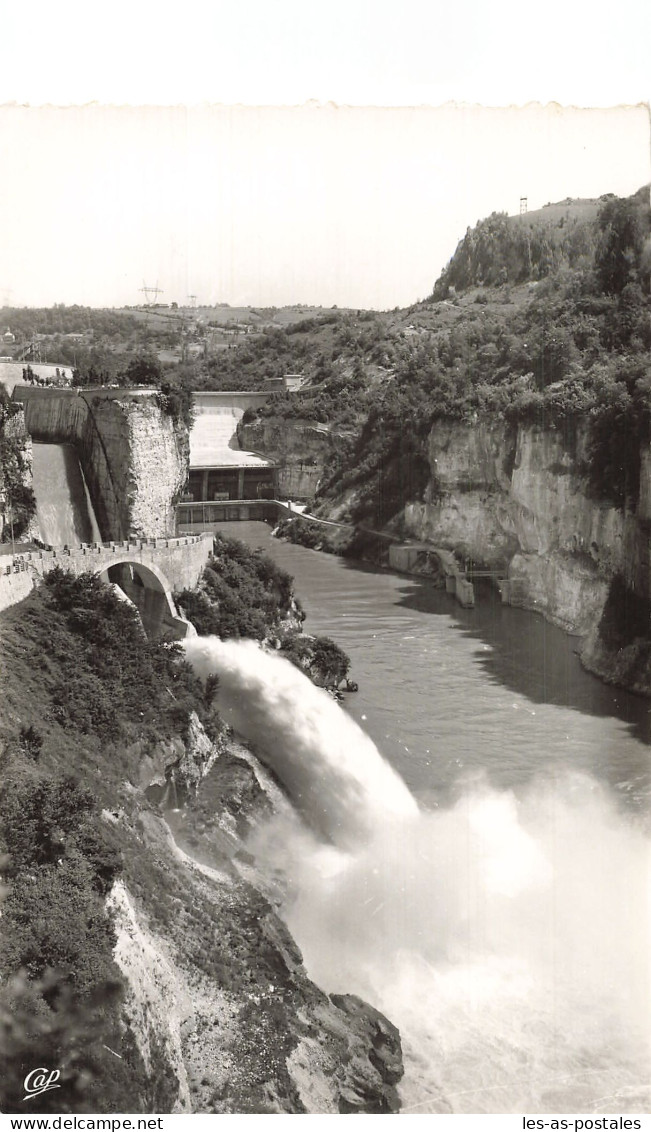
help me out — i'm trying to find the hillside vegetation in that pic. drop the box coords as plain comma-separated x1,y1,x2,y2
0,389,36,541
0,573,212,1111
178,533,350,686
246,188,651,526
1,543,361,1112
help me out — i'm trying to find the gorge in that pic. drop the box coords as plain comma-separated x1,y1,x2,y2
1,375,649,1115
253,412,651,694
1,184,650,1115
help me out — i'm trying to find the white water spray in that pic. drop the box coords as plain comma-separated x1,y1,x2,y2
183,636,417,847
184,636,651,1114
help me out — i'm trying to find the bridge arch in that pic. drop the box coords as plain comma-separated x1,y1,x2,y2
1,534,212,633
99,556,170,592
97,557,193,640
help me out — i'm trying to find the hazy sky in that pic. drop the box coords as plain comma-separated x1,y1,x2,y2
0,1,649,310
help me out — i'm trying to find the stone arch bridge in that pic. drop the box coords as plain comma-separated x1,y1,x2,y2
1,533,213,639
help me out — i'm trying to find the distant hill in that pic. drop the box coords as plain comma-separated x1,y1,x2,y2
431,186,650,297
237,185,651,527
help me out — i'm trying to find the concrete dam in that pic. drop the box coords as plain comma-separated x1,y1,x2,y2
12,385,281,534
179,391,278,531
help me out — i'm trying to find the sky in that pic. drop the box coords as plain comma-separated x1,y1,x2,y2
0,0,649,311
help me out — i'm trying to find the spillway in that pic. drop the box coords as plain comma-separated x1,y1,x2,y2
32,442,102,546
190,392,271,469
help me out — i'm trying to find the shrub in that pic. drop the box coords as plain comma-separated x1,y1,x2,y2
157,379,195,430
282,635,350,685
41,569,207,742
178,534,299,641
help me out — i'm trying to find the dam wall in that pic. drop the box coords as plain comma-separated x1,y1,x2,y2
189,391,274,474
31,442,102,547
16,387,188,541
192,391,270,413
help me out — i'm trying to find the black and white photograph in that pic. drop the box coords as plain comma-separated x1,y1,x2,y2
0,1,650,1122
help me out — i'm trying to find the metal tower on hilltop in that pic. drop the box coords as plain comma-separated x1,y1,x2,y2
17,332,43,363
187,294,197,309
520,197,528,216
139,282,164,306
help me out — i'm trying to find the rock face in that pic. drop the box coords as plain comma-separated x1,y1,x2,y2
0,405,40,542
98,710,405,1114
137,711,225,797
238,417,335,500
2,405,32,478
110,737,405,1114
397,419,650,691
20,388,188,540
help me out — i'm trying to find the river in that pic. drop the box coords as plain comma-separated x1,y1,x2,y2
215,520,650,812
200,521,651,1114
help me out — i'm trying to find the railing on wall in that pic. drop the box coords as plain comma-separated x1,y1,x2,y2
2,532,213,574
176,499,292,529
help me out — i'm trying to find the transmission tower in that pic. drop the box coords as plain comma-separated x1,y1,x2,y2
139,281,164,307
22,332,42,363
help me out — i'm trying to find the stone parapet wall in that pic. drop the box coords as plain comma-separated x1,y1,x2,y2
0,533,213,618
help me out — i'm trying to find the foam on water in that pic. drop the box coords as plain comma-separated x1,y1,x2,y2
184,636,651,1113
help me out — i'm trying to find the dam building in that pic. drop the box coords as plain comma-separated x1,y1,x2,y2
176,391,280,530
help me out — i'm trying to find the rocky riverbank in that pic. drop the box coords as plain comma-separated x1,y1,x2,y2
271,419,651,697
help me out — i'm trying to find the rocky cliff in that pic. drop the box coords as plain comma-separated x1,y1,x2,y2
105,718,404,1114
0,403,39,542
110,814,403,1113
238,417,335,500
399,418,651,692
19,388,188,540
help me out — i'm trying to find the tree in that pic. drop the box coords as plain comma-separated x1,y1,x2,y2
595,198,644,295
120,355,162,386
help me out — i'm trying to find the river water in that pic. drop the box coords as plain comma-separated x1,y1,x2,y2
216,521,650,810
204,522,651,1114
